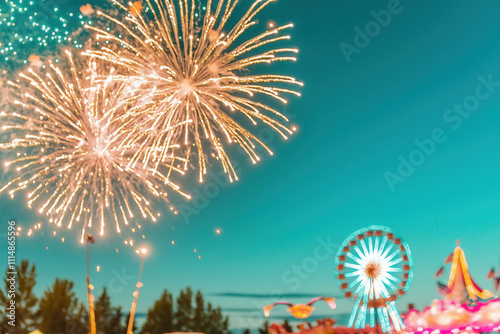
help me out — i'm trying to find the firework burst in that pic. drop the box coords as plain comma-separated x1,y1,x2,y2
0,51,189,242
85,0,302,182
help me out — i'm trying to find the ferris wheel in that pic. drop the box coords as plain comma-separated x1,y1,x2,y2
334,225,414,333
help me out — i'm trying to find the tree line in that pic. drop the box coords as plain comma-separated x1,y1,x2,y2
0,260,230,334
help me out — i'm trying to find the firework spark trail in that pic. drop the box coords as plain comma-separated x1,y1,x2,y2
84,0,302,182
0,51,190,242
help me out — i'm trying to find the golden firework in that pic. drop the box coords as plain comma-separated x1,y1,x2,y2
85,0,302,182
0,51,189,242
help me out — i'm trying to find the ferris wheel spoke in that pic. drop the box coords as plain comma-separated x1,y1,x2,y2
363,277,373,303
346,251,363,264
384,248,401,263
376,236,388,257
385,266,403,273
360,239,369,257
377,279,392,299
373,237,380,256
345,262,362,270
386,257,403,267
354,245,367,262
379,275,397,291
368,278,374,300
387,302,403,332
372,278,381,299
346,269,363,278
370,279,378,300
357,292,369,329
382,272,401,283
353,276,369,294
349,274,366,290
379,242,393,261
348,293,363,328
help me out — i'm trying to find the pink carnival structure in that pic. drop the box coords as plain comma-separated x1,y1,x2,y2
403,243,500,334
265,242,500,334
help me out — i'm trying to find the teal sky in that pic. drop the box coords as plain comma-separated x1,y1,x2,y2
1,0,500,330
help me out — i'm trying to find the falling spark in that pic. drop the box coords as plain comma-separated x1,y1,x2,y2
85,0,302,182
0,51,189,242
0,0,87,70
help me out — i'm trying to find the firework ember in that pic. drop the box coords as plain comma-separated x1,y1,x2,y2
85,0,302,182
0,51,189,242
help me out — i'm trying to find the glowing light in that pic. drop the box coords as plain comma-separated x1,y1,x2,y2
129,1,143,17
84,0,302,182
0,52,189,241
404,245,499,334
264,297,336,319
447,245,493,302
0,0,86,70
80,4,95,16
28,54,42,67
405,299,500,334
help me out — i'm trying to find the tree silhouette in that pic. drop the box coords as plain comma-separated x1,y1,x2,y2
141,289,174,334
258,321,270,334
192,291,206,332
203,301,229,334
95,287,125,334
38,278,86,334
0,260,39,333
0,266,231,334
142,288,229,334
175,287,193,331
282,319,293,333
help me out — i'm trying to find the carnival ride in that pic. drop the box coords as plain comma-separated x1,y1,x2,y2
404,242,500,334
264,298,337,319
263,231,499,334
334,226,413,333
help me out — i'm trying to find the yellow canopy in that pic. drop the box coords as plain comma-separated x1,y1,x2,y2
28,330,44,334
447,246,494,303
